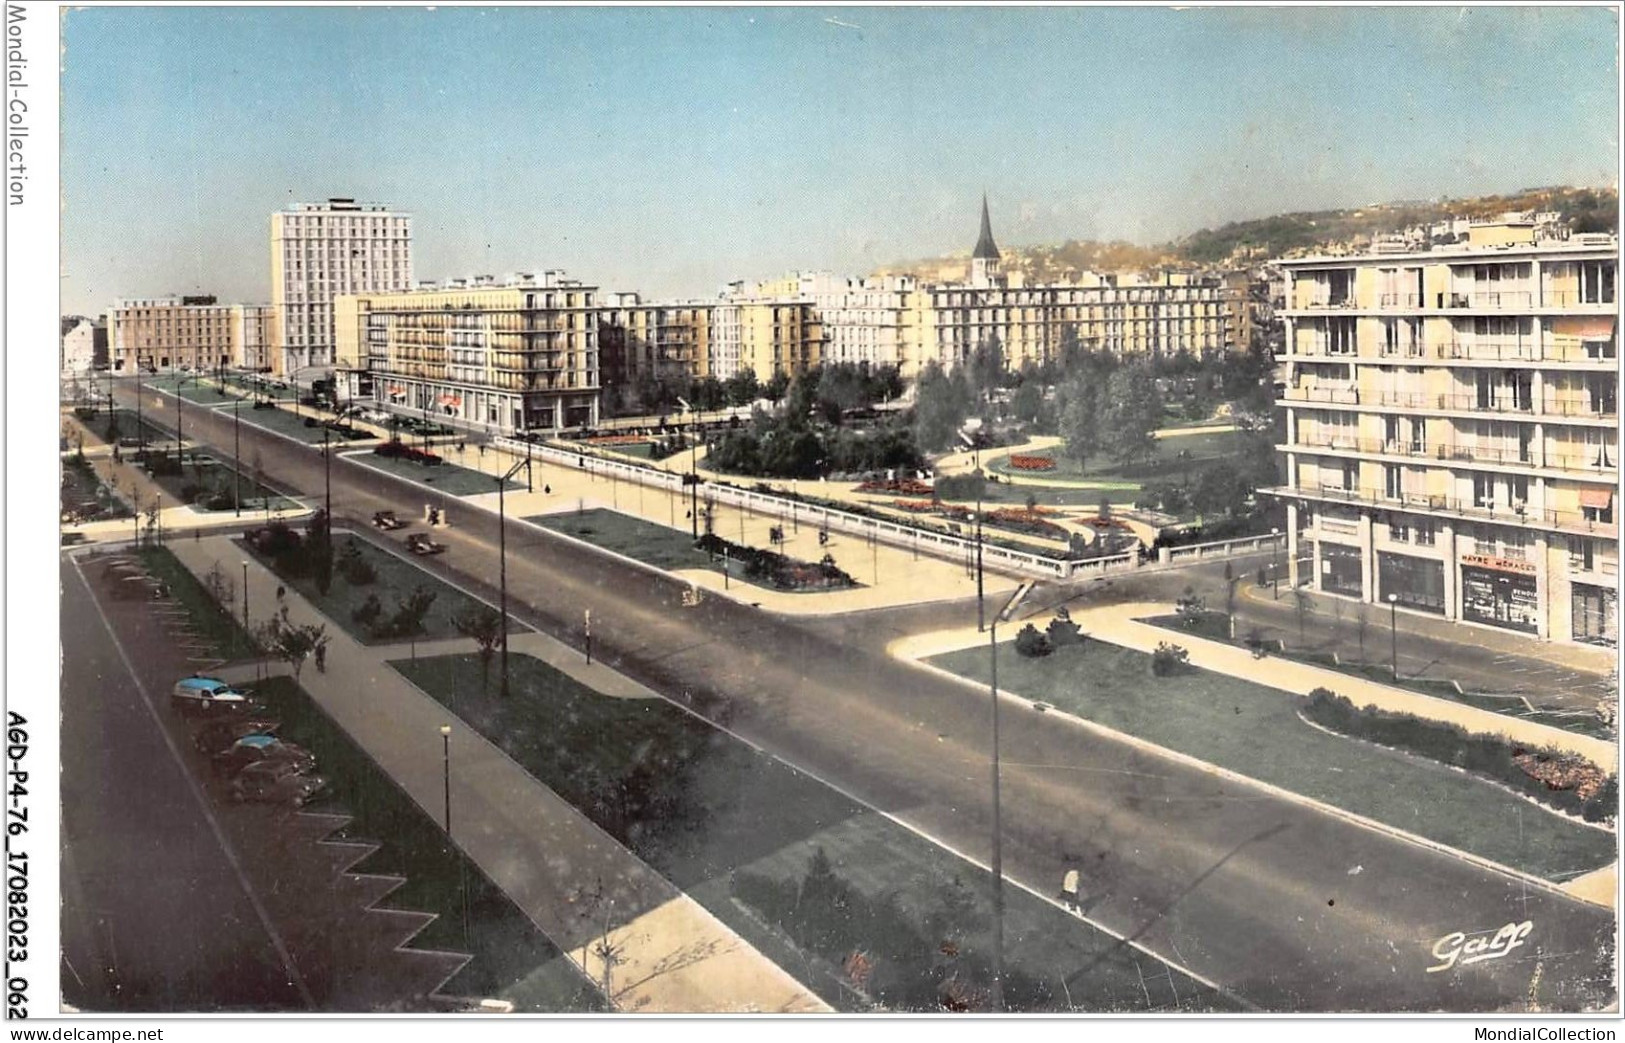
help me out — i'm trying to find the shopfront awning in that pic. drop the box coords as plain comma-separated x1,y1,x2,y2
438,394,462,408
1579,488,1614,510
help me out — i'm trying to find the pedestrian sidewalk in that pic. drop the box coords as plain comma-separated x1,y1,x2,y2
167,535,828,1014
436,443,1020,618
1235,582,1615,705
892,600,1616,771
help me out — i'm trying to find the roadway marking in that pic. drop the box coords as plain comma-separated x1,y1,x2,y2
68,558,317,1009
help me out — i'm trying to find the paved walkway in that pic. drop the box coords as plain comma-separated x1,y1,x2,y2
892,600,1616,771
167,535,829,1013
410,443,1020,617
1234,582,1615,708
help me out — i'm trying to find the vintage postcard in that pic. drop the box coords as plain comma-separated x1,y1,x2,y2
10,1,1622,1034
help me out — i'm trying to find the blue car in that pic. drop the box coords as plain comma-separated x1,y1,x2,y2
171,676,254,713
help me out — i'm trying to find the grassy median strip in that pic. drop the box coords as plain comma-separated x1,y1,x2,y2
248,676,602,1012
928,640,1616,881
242,533,523,647
1145,612,1613,740
528,508,716,573
136,546,261,659
393,651,1239,1012
350,451,524,497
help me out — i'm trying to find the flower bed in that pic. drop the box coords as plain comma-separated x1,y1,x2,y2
988,508,1068,540
857,478,934,496
1514,750,1611,802
697,533,857,591
374,441,443,465
1008,454,1056,472
892,499,938,513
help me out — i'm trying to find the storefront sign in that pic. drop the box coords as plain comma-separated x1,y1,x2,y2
1460,553,1536,576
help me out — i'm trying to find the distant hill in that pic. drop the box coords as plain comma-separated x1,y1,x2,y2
878,185,1617,279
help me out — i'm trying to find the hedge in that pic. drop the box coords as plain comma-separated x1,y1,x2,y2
1302,688,1616,824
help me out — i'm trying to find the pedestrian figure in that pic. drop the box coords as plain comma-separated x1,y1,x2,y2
314,645,326,673
1061,868,1081,912
276,584,286,601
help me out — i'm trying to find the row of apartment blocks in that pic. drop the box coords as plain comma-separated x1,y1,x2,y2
105,296,278,373
1268,220,1619,646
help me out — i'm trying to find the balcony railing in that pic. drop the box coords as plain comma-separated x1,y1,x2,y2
1286,436,1617,474
1435,339,1540,362
1541,291,1616,308
1262,483,1617,537
1284,336,1617,364
1378,293,1424,309
1441,290,1534,310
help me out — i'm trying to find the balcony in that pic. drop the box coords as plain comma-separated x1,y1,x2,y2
1285,436,1616,476
1435,339,1540,363
1441,290,1533,310
1378,293,1424,309
1540,290,1617,310
1261,483,1618,538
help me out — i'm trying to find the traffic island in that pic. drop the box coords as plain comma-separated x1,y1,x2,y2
926,637,1617,882
240,530,525,647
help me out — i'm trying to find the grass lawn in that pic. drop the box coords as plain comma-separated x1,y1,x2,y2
145,453,301,514
233,404,377,445
86,409,175,449
62,456,133,520
931,482,1142,509
219,375,297,403
528,508,716,573
142,377,242,406
247,676,601,1011
1144,614,1613,741
350,452,523,497
243,533,523,646
393,651,1235,1012
987,428,1242,484
590,441,656,460
927,640,1616,881
136,546,260,659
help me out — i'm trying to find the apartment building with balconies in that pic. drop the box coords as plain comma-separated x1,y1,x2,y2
597,294,713,405
1270,223,1619,644
333,271,599,432
108,296,276,374
272,198,413,380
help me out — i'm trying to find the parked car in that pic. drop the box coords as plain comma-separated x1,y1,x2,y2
191,717,281,755
171,676,255,713
372,510,407,530
228,761,328,807
211,734,316,778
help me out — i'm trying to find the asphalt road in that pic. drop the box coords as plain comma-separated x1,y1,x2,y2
109,380,1617,1012
59,556,307,1011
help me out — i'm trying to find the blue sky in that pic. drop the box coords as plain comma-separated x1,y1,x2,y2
61,5,1618,315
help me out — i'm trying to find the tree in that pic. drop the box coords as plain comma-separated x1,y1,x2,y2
724,369,760,408
1056,369,1104,471
306,508,334,595
912,361,973,453
454,606,505,693
1190,462,1250,518
762,371,791,405
1100,362,1161,470
1014,623,1053,658
968,335,1005,403
390,585,438,660
259,607,328,686
143,497,162,546
202,561,236,609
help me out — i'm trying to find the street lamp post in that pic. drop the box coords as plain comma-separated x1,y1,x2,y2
241,560,250,636
584,609,592,666
1387,593,1399,682
233,398,242,517
496,456,532,699
439,724,452,834
1271,527,1283,601
985,590,1023,1013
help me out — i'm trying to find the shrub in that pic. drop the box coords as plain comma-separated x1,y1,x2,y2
1151,642,1189,676
1014,623,1052,658
1175,587,1207,626
1046,610,1085,649
352,593,382,628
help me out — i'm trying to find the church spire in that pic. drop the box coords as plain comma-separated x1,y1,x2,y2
972,192,1001,261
